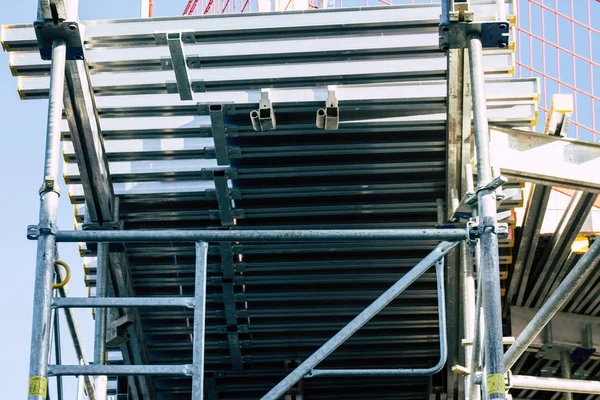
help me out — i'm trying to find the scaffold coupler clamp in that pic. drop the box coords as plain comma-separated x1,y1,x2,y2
34,0,85,60
438,1,510,51
468,218,508,242
39,176,61,196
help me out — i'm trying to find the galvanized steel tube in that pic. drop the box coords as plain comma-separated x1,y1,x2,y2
440,0,450,27
509,375,600,394
468,34,506,399
469,243,483,400
560,351,573,400
308,258,447,377
28,39,67,400
496,0,506,21
504,236,600,371
260,241,459,399
52,297,195,308
53,228,468,243
191,242,208,400
48,364,193,376
94,243,109,365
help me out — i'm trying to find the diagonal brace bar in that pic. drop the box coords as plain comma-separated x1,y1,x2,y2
308,257,447,377
260,241,459,400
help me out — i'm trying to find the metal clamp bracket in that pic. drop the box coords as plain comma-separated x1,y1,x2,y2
251,89,276,131
439,21,510,51
475,175,508,195
33,20,85,60
316,87,339,130
39,176,61,195
468,219,508,240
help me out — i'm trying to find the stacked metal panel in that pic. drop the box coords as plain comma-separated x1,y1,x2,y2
2,2,539,399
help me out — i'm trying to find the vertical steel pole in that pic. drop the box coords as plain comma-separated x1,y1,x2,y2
468,34,506,400
94,243,109,365
469,243,483,400
94,243,109,400
462,166,477,400
192,242,209,400
76,374,84,400
560,351,573,400
53,308,63,400
28,38,67,400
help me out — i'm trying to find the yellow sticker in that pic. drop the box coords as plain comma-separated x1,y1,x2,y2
28,376,47,398
486,373,506,395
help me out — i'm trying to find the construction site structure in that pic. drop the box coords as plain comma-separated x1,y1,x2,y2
2,0,600,399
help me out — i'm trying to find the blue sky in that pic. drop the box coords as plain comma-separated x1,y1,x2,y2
1,1,598,399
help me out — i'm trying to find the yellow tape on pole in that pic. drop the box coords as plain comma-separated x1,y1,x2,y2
28,376,47,398
486,373,506,395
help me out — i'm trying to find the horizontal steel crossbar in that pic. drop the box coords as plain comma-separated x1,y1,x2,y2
47,364,193,376
52,297,195,308
49,228,469,243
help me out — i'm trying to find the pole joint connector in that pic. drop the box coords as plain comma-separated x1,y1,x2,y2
39,176,61,196
27,223,58,239
468,219,508,240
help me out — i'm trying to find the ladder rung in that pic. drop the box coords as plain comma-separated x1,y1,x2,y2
51,297,195,308
48,364,193,376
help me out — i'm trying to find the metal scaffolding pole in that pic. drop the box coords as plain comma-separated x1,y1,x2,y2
468,34,506,399
192,242,208,400
28,38,67,400
51,228,468,243
509,375,600,394
560,351,573,400
504,236,600,371
469,243,484,400
93,243,109,399
260,241,459,400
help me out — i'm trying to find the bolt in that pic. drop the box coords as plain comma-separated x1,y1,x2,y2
74,54,84,60
440,44,449,52
499,23,508,30
498,42,507,48
35,25,44,30
441,25,450,32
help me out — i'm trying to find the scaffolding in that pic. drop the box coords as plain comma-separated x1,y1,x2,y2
3,0,600,399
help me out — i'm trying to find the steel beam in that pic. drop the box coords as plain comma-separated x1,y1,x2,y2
526,191,598,308
490,127,600,192
504,236,600,371
506,184,551,311
2,2,515,51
